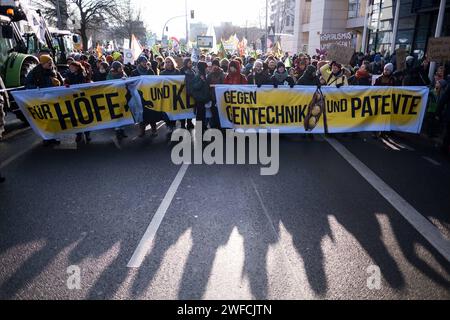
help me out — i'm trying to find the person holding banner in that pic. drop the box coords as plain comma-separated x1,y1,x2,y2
26,55,63,147
224,60,247,85
179,58,195,130
107,61,129,140
319,61,348,87
247,60,271,87
374,63,396,87
160,57,181,133
191,61,211,132
206,59,226,129
131,56,155,77
271,61,295,87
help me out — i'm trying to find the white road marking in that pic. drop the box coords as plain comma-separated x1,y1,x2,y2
422,156,441,166
325,137,450,262
127,163,190,268
0,140,41,169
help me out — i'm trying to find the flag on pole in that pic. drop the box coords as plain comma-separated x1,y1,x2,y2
131,34,143,60
271,41,283,59
96,43,103,58
218,41,227,59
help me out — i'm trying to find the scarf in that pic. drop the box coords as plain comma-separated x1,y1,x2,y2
273,71,288,84
356,69,370,79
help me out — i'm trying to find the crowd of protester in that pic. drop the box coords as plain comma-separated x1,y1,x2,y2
2,45,450,161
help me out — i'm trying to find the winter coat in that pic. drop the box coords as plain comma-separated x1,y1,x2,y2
349,70,371,86
320,64,348,87
26,64,63,89
374,74,396,86
271,71,295,86
224,61,247,84
247,71,271,86
296,65,319,86
131,65,155,77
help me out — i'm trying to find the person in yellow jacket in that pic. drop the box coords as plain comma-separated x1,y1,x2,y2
320,61,348,87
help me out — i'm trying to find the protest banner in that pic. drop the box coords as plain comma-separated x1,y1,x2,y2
320,32,354,49
427,37,450,62
11,76,195,139
12,78,428,139
214,85,428,134
326,44,355,66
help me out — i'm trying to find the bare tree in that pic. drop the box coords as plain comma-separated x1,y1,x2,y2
70,0,119,51
32,0,72,29
111,0,147,46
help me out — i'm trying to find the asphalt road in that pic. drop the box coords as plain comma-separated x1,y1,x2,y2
0,115,449,300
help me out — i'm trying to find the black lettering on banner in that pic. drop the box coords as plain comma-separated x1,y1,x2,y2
299,105,308,122
172,84,186,111
54,100,78,130
91,94,106,121
241,107,250,124
41,104,53,119
371,95,381,115
232,106,240,124
267,106,275,124
286,106,295,123
409,96,420,115
381,95,390,115
74,93,94,125
361,96,373,117
401,94,412,114
258,107,265,124
223,90,257,105
27,107,38,120
250,108,257,124
105,92,123,119
392,93,401,114
351,97,362,118
226,105,233,122
275,106,284,123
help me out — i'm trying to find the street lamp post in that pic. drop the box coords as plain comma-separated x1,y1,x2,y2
161,15,186,43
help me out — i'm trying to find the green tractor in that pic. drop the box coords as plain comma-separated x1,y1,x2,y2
0,3,38,122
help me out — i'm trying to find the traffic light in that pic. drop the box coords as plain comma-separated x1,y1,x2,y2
190,10,194,19
166,26,168,32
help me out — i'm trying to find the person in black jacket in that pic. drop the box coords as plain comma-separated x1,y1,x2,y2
296,65,319,86
271,61,295,87
179,57,195,130
131,56,155,77
191,61,210,132
247,60,271,86
436,84,450,155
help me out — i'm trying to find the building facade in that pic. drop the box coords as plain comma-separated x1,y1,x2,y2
292,0,449,56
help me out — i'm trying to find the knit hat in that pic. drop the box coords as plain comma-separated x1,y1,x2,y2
106,55,114,64
111,61,123,71
39,55,53,65
197,61,207,75
384,63,394,73
137,55,148,64
276,61,285,70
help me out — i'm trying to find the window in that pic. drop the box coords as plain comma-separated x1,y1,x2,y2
348,0,361,19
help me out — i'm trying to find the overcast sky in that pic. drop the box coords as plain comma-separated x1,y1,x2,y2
134,0,267,39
